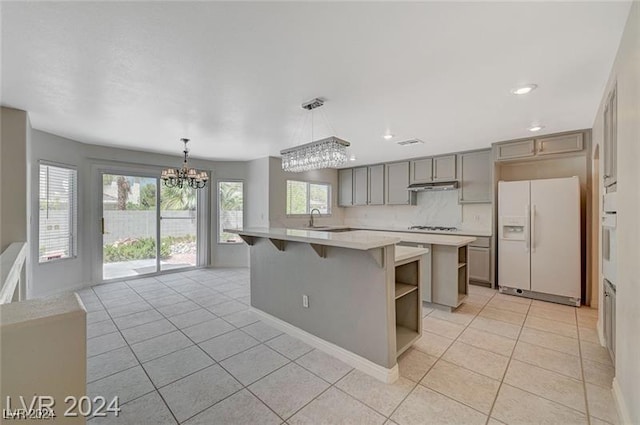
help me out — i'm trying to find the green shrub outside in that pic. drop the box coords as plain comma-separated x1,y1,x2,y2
104,235,195,263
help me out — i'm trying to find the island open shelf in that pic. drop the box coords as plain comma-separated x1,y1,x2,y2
394,247,425,357
395,283,418,299
396,325,420,356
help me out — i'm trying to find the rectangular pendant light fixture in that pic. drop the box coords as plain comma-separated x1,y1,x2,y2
280,136,350,172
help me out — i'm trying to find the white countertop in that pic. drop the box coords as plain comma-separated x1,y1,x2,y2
363,230,476,247
228,227,400,250
228,228,475,250
395,246,430,263
0,293,85,327
348,225,492,238
294,224,492,237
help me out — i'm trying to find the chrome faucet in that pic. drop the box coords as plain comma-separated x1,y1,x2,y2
309,208,321,227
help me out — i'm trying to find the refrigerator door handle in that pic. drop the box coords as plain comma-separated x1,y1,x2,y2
531,204,536,253
525,205,530,252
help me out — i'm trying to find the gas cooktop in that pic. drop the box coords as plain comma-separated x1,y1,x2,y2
408,226,459,232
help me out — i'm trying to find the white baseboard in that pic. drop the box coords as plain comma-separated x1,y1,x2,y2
612,377,633,425
597,319,606,347
250,307,399,384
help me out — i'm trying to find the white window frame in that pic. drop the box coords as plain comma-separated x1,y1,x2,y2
217,179,245,244
38,161,78,264
285,180,332,217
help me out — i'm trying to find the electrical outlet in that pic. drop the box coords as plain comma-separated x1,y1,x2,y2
474,214,481,222
302,295,309,308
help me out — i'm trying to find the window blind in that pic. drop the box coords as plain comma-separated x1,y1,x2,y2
39,164,78,263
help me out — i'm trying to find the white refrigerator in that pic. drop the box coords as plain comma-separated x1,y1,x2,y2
498,177,581,305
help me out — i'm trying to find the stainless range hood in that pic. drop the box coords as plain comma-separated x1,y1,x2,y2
407,181,459,191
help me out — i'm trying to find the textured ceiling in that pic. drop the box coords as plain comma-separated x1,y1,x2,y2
0,1,631,164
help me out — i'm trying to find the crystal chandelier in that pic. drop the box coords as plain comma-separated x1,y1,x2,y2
161,138,209,189
280,98,351,172
281,137,350,172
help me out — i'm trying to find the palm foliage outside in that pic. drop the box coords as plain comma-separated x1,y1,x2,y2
161,184,197,211
219,182,243,242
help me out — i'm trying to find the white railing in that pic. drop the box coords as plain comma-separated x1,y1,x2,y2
0,242,27,304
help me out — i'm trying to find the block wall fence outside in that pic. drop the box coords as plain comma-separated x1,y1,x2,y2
103,210,196,244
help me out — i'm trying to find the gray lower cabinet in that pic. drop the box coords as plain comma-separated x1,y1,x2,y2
494,139,535,161
468,246,491,283
536,133,583,156
433,155,456,181
385,161,415,205
338,168,353,207
409,158,433,184
458,150,491,203
368,164,385,205
468,236,492,285
353,167,368,206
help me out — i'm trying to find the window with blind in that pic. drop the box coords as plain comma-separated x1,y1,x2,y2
39,164,78,263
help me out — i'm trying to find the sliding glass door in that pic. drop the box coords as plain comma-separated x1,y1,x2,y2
160,184,198,271
101,172,199,281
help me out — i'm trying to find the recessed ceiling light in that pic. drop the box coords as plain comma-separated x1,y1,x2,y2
349,155,357,161
383,134,394,140
528,125,544,132
511,84,538,95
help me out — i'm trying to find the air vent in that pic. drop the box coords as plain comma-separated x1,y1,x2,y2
397,139,424,146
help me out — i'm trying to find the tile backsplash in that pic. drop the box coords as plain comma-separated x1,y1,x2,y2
343,190,492,232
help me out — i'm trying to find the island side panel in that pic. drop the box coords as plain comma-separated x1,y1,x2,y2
249,238,396,369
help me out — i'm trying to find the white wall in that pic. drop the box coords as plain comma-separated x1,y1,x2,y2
592,2,639,423
30,130,249,297
246,157,270,228
0,107,30,252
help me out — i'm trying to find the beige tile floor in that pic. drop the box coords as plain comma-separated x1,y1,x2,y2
79,269,619,425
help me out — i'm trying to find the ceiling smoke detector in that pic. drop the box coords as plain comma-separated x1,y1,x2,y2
397,139,425,146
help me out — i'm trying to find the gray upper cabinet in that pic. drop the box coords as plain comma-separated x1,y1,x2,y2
368,164,385,205
353,167,368,206
536,133,583,156
338,168,353,207
604,86,617,189
409,158,433,184
458,150,491,203
495,132,585,162
385,161,415,205
433,155,457,181
495,139,535,161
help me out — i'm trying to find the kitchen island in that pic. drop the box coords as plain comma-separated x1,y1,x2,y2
229,228,474,382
